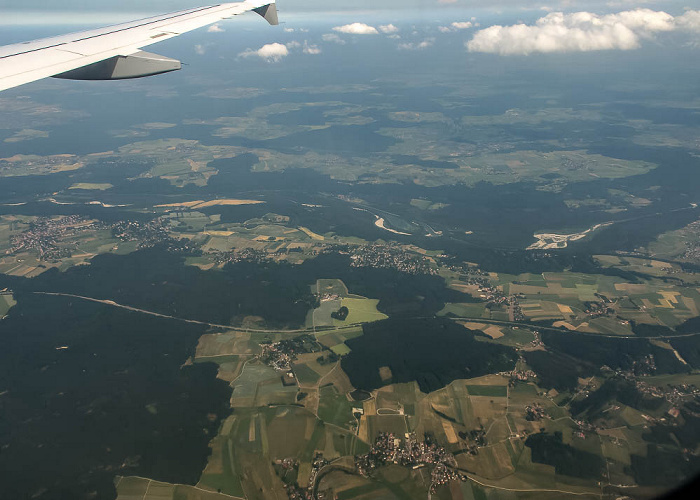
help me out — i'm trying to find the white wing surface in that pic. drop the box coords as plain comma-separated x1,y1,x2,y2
0,1,278,92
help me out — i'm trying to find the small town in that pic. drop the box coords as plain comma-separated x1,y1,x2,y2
260,335,323,371
449,263,527,321
279,453,330,500
348,243,437,275
354,432,465,492
111,219,198,253
10,215,102,261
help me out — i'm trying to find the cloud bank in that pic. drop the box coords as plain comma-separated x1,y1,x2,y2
467,8,699,55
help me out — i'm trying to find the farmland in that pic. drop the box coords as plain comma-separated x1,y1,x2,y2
5,18,700,500
439,264,700,335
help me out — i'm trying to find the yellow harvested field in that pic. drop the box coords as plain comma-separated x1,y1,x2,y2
674,350,688,365
553,321,577,330
659,291,680,304
379,366,393,382
54,163,84,172
484,326,504,339
557,303,573,314
187,159,205,171
642,297,673,309
363,398,377,416
649,339,673,350
190,262,215,270
204,230,234,237
8,265,35,277
358,415,370,443
459,321,488,331
196,199,265,208
155,199,265,209
299,226,325,240
442,421,459,444
249,417,256,442
156,200,204,208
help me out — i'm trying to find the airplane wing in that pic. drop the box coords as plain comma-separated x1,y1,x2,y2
0,0,278,92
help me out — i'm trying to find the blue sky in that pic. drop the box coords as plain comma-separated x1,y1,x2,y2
0,0,697,57
0,0,693,27
0,0,691,14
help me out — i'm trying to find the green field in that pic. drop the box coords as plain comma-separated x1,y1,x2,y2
312,299,341,327
317,278,349,298
334,298,388,325
318,385,356,429
292,363,321,385
466,385,508,397
438,302,489,318
231,362,298,407
331,344,352,356
337,327,364,342
483,327,535,347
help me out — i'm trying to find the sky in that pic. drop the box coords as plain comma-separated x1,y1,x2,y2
0,0,693,14
0,0,698,57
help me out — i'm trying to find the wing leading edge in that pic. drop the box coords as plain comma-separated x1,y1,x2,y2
0,0,278,92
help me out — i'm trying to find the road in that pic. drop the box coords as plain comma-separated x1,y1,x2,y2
32,291,700,341
32,291,364,335
446,315,700,340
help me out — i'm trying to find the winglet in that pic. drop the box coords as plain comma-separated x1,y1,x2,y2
253,3,279,26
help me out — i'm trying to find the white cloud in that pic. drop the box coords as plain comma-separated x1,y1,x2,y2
466,8,685,55
303,41,322,55
379,24,399,34
439,20,475,32
398,38,435,50
194,44,206,55
322,33,346,44
283,27,295,33
677,10,700,32
207,24,224,33
286,40,301,49
239,43,289,63
333,23,379,35
451,21,473,30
